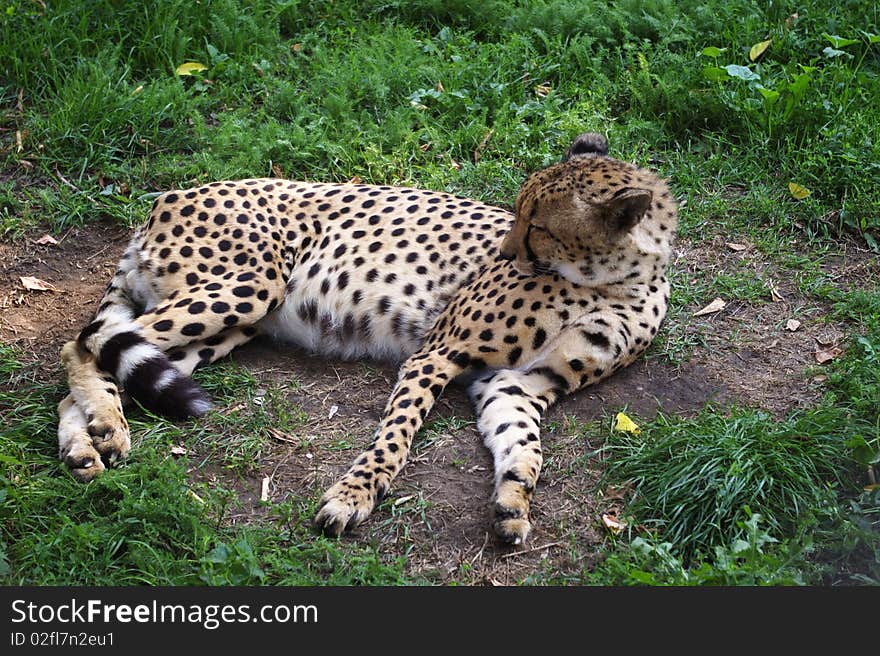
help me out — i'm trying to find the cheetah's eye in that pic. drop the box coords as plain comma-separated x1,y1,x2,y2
524,224,558,263
524,224,539,262
530,224,561,243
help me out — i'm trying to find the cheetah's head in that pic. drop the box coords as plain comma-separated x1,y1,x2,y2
499,133,658,285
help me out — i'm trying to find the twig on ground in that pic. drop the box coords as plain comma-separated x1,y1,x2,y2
499,541,564,560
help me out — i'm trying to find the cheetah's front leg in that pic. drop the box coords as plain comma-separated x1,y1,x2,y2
468,369,561,544
314,350,464,536
469,326,620,544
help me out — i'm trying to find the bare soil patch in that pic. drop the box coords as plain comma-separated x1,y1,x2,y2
669,237,871,415
0,221,859,584
0,222,128,360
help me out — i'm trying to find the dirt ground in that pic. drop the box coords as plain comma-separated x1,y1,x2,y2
0,220,870,584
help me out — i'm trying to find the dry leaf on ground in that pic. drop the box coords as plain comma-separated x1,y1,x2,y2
473,129,493,162
814,344,843,364
789,182,811,199
267,427,298,444
601,513,625,535
749,39,772,61
768,281,785,302
815,331,842,346
20,276,58,292
694,297,726,316
175,62,207,76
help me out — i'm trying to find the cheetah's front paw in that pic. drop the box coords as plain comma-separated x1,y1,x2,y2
313,474,388,537
492,480,533,545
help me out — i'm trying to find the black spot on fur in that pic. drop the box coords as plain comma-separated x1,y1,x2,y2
181,322,206,337
583,331,610,349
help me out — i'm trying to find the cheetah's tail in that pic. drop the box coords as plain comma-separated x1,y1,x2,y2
76,317,211,420
72,250,212,420
75,314,212,420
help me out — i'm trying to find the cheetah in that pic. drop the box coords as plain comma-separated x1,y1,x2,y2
57,133,677,544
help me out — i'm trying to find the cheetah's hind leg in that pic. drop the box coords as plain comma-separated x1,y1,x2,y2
164,326,260,376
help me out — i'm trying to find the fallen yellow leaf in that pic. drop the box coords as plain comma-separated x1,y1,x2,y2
175,61,208,76
749,39,772,61
789,182,811,199
614,412,641,435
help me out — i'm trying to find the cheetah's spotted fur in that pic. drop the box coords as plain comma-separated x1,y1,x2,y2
58,134,677,544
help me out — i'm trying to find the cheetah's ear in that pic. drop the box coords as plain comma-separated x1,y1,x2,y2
602,188,653,233
564,133,609,160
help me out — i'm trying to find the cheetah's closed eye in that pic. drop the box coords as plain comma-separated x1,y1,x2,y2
58,133,677,544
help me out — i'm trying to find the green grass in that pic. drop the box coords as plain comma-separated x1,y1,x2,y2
3,1,878,237
594,293,880,584
591,511,817,586
1,0,878,585
599,406,853,553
